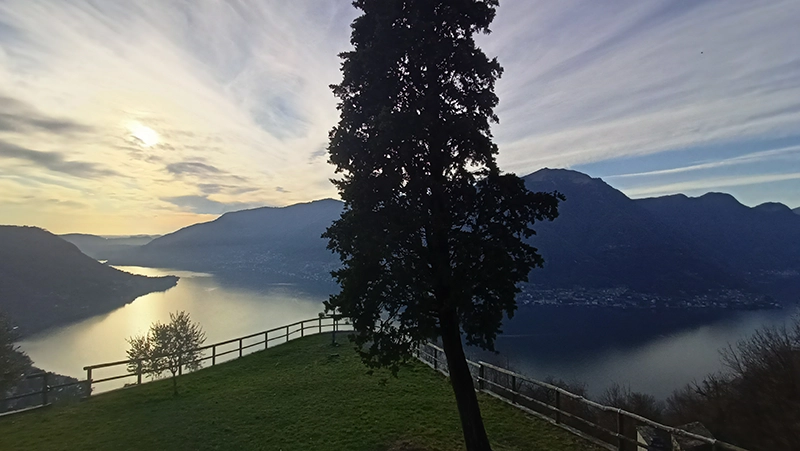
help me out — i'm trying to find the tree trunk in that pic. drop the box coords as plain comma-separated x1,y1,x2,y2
171,373,177,396
440,311,492,451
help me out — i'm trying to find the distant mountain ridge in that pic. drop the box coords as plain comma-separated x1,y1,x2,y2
111,199,343,283
101,171,800,303
60,234,159,259
0,226,177,335
521,170,741,294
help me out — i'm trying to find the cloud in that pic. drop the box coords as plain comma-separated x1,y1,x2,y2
625,172,800,198
0,140,119,178
166,162,223,176
44,198,87,209
607,145,800,179
0,94,91,134
197,183,259,196
1,0,799,232
161,195,260,215
487,0,800,171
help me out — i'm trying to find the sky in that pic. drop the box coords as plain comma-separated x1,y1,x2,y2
0,0,798,235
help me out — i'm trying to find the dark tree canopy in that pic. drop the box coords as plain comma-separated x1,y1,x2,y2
326,0,560,368
324,1,561,448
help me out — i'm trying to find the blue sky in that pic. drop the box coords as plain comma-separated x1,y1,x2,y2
0,0,798,234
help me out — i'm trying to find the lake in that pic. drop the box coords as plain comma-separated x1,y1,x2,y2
20,266,796,399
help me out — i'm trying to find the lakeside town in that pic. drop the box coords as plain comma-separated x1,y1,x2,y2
519,286,784,310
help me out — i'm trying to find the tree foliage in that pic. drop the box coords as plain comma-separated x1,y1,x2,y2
126,311,206,395
665,313,800,451
324,1,561,449
0,312,32,395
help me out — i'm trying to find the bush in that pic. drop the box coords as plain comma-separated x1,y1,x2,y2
665,313,800,451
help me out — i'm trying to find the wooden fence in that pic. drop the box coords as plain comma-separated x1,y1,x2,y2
2,318,751,451
416,342,750,451
1,316,351,415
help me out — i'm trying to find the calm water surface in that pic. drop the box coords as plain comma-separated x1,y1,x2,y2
20,266,797,399
20,266,325,385
483,306,794,398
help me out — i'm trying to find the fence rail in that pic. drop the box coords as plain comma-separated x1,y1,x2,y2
2,318,750,451
416,342,749,451
1,316,351,415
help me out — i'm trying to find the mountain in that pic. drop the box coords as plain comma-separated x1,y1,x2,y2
636,194,800,299
521,169,740,294
60,234,159,260
111,199,343,283
0,226,177,336
794,207,800,215
109,170,799,303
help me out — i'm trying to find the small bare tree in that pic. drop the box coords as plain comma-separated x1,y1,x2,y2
127,311,206,395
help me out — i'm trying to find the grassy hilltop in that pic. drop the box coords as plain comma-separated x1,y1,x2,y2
0,334,597,451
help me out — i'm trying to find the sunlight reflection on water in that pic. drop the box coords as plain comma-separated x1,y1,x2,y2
20,266,326,382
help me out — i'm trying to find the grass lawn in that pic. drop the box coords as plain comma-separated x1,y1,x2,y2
0,334,600,451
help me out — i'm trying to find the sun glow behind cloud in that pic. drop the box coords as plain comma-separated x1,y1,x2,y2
0,0,798,235
128,122,160,148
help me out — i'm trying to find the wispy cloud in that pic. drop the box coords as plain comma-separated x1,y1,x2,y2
0,140,119,178
166,162,224,176
0,94,92,134
488,1,800,172
0,0,798,232
625,172,800,198
607,145,800,179
161,195,260,215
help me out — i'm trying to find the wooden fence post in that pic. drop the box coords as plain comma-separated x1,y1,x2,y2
617,411,626,451
239,338,243,357
137,360,143,385
85,368,92,399
478,363,485,390
41,373,48,406
433,348,438,371
212,345,217,365
301,322,305,337
319,317,322,333
286,325,290,343
264,332,268,349
555,390,561,424
511,375,517,404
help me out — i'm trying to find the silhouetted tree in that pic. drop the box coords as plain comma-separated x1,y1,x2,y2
0,312,31,396
600,383,665,422
127,311,206,395
324,1,561,449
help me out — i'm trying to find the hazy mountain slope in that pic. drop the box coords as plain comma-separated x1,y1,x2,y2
0,226,177,335
60,234,158,259
521,169,740,294
108,171,798,299
112,171,748,296
636,195,800,274
636,194,800,301
111,199,343,282
793,207,800,215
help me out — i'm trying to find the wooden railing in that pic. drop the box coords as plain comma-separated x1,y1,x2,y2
1,319,751,451
416,342,750,451
0,372,86,415
1,316,351,415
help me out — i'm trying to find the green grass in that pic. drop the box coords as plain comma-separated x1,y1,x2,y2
0,334,599,451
